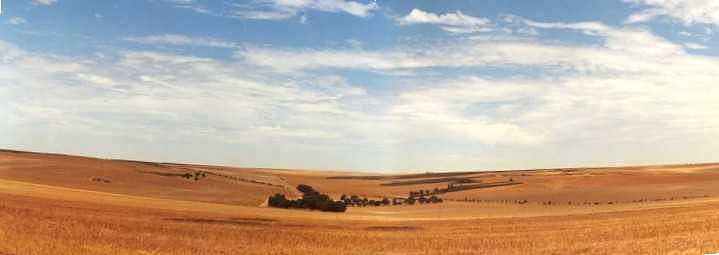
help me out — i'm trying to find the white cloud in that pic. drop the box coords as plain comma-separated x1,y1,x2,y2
683,42,708,49
396,9,492,33
159,0,220,16
32,0,58,6
238,26,685,74
124,34,239,49
390,77,546,145
251,125,341,139
5,17,28,25
163,0,196,3
624,8,667,24
0,41,372,146
515,27,539,36
276,0,377,17
510,15,685,56
232,9,297,20
173,0,378,20
233,16,719,156
5,14,719,170
624,0,719,25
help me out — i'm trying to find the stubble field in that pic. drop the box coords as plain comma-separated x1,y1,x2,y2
1,150,719,254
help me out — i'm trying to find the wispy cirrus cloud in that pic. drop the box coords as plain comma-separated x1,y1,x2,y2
163,0,378,20
36,15,719,149
624,8,667,24
124,34,239,49
231,16,719,165
684,42,708,50
396,8,492,33
0,39,381,168
624,0,719,26
6,4,719,171
234,0,378,20
31,0,58,6
5,17,28,25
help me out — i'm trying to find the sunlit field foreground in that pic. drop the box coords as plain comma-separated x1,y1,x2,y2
1,150,719,254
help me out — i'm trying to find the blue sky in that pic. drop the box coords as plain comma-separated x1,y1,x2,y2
1,0,719,172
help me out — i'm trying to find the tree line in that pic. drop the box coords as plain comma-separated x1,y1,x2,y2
339,195,391,207
340,189,444,206
267,184,446,213
404,189,443,205
181,171,207,181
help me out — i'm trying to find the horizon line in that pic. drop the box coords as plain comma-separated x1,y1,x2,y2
2,147,718,175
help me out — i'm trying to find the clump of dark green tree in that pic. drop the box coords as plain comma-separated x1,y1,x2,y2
267,184,347,213
339,192,443,206
404,189,443,205
181,171,207,181
340,195,391,207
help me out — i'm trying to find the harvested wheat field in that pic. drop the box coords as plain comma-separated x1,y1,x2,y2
1,150,719,254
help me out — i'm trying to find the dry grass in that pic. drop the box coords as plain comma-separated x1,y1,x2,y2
0,151,285,206
2,193,719,254
4,150,719,205
2,150,719,254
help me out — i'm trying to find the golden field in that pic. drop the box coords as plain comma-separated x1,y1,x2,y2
1,150,719,254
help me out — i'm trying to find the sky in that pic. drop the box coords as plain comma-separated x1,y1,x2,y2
1,0,719,172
